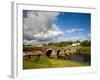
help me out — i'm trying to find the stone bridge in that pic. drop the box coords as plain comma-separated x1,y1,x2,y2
44,46,81,59
23,45,81,59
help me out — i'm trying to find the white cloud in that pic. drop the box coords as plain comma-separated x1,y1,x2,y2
66,28,84,34
65,36,80,41
65,33,91,41
33,28,63,41
23,39,38,45
23,10,63,44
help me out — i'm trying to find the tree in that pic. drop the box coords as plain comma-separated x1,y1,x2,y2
81,40,91,47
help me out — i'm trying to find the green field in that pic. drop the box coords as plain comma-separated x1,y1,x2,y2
23,56,89,69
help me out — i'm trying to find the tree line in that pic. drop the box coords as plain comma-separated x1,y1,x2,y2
44,40,91,47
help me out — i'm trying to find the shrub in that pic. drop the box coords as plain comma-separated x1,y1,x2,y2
79,47,91,54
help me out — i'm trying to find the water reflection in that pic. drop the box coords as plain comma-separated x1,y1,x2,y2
65,53,90,65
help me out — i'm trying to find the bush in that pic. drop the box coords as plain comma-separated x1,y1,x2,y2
79,47,91,54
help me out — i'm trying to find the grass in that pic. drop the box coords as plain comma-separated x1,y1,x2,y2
23,56,89,69
79,46,91,54
49,59,89,67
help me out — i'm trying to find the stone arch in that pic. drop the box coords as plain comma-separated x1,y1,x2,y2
56,49,66,59
45,49,54,57
64,48,71,56
57,49,62,57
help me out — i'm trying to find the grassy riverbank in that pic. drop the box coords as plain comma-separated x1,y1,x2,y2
23,56,89,69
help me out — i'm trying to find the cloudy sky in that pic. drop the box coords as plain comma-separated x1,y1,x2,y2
23,10,91,45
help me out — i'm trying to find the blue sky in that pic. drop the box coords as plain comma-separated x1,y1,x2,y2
56,12,90,32
55,12,91,41
23,10,91,44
